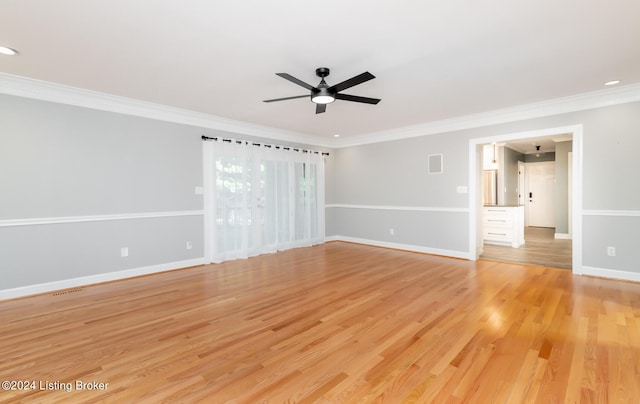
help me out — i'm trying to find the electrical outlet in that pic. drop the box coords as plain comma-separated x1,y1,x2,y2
120,247,129,257
389,228,395,236
186,241,193,250
607,246,616,257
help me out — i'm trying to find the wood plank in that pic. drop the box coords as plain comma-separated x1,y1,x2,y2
481,226,572,269
1,241,639,402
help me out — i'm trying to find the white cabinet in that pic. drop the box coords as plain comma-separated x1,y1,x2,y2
483,206,525,248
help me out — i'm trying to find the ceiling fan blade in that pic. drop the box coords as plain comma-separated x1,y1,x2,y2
335,93,381,104
276,73,316,90
315,103,327,114
263,95,309,103
329,71,375,92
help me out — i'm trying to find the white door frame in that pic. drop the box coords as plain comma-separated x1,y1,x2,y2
468,124,583,274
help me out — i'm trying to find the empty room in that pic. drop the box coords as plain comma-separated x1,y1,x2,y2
1,1,639,402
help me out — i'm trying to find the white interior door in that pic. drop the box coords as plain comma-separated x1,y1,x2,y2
525,161,555,228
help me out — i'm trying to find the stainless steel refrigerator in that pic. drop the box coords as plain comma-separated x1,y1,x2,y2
483,170,498,205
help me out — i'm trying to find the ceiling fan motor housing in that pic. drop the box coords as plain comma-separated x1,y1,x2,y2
312,79,336,103
315,67,330,78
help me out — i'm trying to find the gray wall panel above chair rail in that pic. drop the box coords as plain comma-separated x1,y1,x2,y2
326,101,640,212
325,134,469,208
0,94,204,219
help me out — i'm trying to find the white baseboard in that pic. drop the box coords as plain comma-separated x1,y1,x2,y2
554,233,572,239
0,258,206,301
325,235,471,260
580,266,640,283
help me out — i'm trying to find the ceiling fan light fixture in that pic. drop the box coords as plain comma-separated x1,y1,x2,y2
0,46,19,56
311,94,335,104
311,80,336,104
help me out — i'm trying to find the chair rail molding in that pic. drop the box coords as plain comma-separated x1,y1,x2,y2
0,210,205,227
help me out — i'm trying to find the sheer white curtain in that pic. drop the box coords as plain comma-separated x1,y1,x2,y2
203,139,325,264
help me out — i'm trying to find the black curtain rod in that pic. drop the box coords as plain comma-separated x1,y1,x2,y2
201,135,329,156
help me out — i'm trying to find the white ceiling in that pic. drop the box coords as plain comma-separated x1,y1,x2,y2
1,1,639,144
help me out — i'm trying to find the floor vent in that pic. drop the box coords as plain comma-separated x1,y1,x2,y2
52,288,83,296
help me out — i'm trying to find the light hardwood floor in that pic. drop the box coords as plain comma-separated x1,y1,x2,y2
1,242,638,403
481,227,573,269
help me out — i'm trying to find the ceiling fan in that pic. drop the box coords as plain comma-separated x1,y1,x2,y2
263,67,381,114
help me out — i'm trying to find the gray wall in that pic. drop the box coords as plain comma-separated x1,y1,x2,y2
326,132,469,254
555,141,572,234
501,146,524,206
327,135,468,207
326,101,640,275
0,94,327,291
1,96,203,219
0,95,205,290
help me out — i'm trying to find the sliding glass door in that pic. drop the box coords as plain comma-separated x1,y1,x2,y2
203,139,325,264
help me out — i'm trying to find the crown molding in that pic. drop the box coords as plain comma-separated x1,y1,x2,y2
332,83,640,148
0,73,331,148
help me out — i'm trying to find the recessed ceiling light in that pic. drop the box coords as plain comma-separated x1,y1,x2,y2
604,80,620,86
333,134,340,138
0,46,19,56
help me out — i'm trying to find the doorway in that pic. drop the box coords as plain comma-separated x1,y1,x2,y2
468,125,583,274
